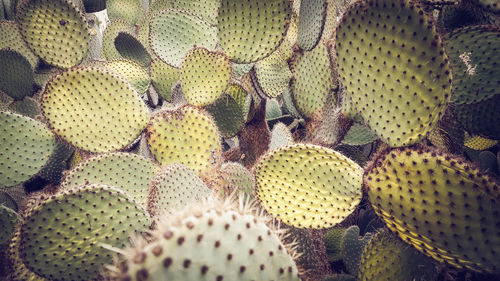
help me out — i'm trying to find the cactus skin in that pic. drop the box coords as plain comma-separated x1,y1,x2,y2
324,227,346,262
0,48,34,100
109,197,300,281
0,204,18,250
464,133,499,150
365,146,500,273
341,226,373,276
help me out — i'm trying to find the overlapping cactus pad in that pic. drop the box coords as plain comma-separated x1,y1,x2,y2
254,143,363,228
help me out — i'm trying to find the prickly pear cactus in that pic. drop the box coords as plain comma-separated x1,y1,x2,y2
108,197,300,281
365,147,500,273
0,21,38,68
341,225,373,276
0,48,34,100
0,204,18,249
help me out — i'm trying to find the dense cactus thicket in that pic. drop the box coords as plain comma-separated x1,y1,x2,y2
1,0,500,280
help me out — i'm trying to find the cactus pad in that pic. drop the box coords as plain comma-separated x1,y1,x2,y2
110,197,300,281
342,123,378,146
254,143,363,228
40,66,149,153
297,0,327,51
146,106,221,175
114,32,152,67
218,162,255,196
102,20,135,61
8,96,41,118
16,0,90,68
150,58,180,102
365,147,500,273
341,225,373,275
61,152,160,208
254,49,292,98
147,164,212,218
205,94,245,138
325,227,346,262
464,133,499,150
181,48,232,106
269,122,294,151
217,0,291,63
7,227,47,281
0,204,18,249
453,93,500,139
0,48,34,100
0,111,56,189
0,21,38,68
98,59,151,95
336,0,452,147
106,0,142,25
149,9,217,68
19,184,151,281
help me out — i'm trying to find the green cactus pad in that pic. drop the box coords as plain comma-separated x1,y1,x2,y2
218,162,255,196
7,227,47,281
146,106,221,175
97,59,151,95
19,184,151,281
38,139,74,183
464,133,499,150
8,96,40,118
358,231,437,281
150,58,180,102
40,66,150,153
102,20,135,61
445,25,500,104
0,204,18,249
16,0,90,68
341,225,373,275
60,152,160,207
149,9,217,68
0,111,56,189
114,32,152,67
147,164,212,218
181,48,232,106
0,21,38,68
217,0,291,63
453,93,500,139
336,0,452,147
325,227,346,262
297,0,327,51
254,143,363,228
110,197,300,281
269,122,294,151
365,147,500,273
291,43,333,119
254,49,292,98
342,123,378,146
106,0,143,25
0,48,34,100
205,94,245,138
320,0,338,42
151,0,219,25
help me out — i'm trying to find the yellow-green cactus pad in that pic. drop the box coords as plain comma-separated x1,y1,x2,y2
464,133,499,150
254,143,363,228
146,106,221,175
102,19,135,61
0,48,34,100
19,184,151,281
0,111,56,189
205,94,245,138
181,48,232,106
60,152,160,208
0,205,18,249
97,59,151,95
38,139,73,183
16,0,90,68
107,0,143,25
0,21,38,68
147,164,212,218
297,0,327,51
40,66,149,153
291,43,333,119
150,58,180,102
342,123,378,146
365,147,500,273
114,32,152,67
336,0,452,147
7,227,47,281
151,0,220,26
149,9,217,68
217,0,291,63
254,49,292,98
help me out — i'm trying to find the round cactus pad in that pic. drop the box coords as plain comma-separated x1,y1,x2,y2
0,111,56,189
336,0,452,147
40,66,149,153
217,0,291,63
181,48,232,106
97,59,151,95
0,21,38,68
254,49,292,99
16,0,90,68
254,143,363,228
297,0,327,51
146,106,221,175
150,58,180,102
61,152,160,208
19,184,151,281
365,147,500,273
149,9,217,68
0,48,34,100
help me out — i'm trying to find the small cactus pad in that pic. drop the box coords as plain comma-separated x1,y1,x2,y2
40,66,150,153
16,0,90,68
464,133,499,150
0,204,19,249
61,152,160,208
114,32,152,67
217,0,291,63
150,58,180,102
97,59,151,95
269,122,294,151
325,227,346,262
445,25,500,104
218,162,255,195
291,43,333,119
342,123,378,146
320,0,338,42
205,94,245,138
102,20,135,61
254,143,363,228
297,0,327,51
365,147,500,273
181,48,232,106
106,0,143,25
149,9,217,68
0,21,38,68
341,225,373,275
336,0,452,147
254,49,292,98
19,184,151,281
146,106,221,175
110,197,300,281
147,164,212,218
0,111,56,189
0,48,34,100
453,93,500,139
358,231,437,281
